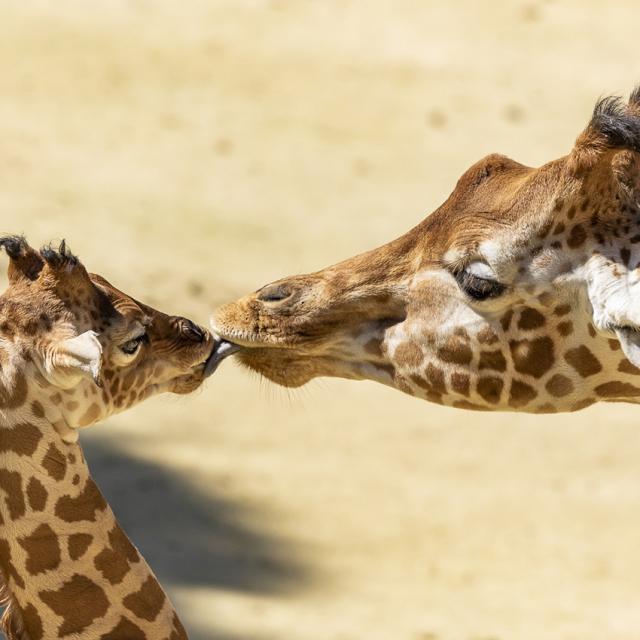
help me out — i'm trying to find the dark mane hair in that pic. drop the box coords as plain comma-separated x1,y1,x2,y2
589,88,640,153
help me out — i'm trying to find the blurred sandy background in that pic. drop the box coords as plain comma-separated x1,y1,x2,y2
2,1,640,638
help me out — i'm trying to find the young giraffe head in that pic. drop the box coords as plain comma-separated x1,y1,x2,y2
0,236,215,440
213,87,640,413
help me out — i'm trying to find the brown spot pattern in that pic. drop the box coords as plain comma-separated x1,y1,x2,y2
553,304,571,316
21,603,44,640
394,341,424,368
0,538,25,589
94,524,139,585
409,374,429,391
437,337,473,365
556,321,573,337
18,523,61,575
0,371,27,409
450,372,470,396
518,308,545,330
40,574,110,636
100,617,146,640
424,364,446,394
509,337,554,378
168,613,188,640
68,533,93,561
500,310,513,332
0,470,25,520
508,380,537,408
55,478,107,523
476,326,499,345
478,350,507,372
42,443,67,481
26,477,48,512
79,403,101,427
123,575,167,622
595,381,640,398
564,346,602,378
618,359,640,375
0,422,42,457
567,224,587,248
476,377,504,404
31,401,45,418
545,374,574,398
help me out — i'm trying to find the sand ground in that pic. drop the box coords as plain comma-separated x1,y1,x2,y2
2,2,640,638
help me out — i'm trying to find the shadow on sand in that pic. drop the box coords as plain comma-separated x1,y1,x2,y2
82,430,314,640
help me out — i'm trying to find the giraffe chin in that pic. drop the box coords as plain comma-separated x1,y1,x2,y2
232,346,357,388
160,344,226,394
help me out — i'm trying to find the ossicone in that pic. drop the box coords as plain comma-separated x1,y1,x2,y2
0,236,89,288
0,235,44,282
40,239,81,270
570,86,640,173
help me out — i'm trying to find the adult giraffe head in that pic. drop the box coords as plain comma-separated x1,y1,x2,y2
213,88,640,413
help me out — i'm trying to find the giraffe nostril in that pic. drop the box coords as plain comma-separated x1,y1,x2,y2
257,284,293,303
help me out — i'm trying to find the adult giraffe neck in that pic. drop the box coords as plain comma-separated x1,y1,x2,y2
0,413,187,640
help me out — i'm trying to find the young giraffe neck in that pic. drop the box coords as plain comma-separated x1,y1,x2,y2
0,396,187,639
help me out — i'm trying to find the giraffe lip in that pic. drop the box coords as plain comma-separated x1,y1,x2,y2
203,340,242,378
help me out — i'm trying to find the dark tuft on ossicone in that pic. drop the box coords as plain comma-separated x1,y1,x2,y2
589,91,640,153
0,235,28,260
40,239,80,269
0,235,44,280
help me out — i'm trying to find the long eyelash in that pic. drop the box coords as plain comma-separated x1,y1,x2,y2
454,270,506,300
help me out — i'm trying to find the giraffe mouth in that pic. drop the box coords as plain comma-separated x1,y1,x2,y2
203,339,242,377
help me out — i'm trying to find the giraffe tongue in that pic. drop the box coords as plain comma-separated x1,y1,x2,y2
203,340,242,378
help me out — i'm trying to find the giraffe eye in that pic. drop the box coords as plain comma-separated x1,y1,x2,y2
120,333,147,355
455,267,506,301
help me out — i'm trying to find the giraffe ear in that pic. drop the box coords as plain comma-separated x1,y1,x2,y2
44,331,103,389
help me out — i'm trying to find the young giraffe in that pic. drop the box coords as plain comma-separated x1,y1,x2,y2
0,237,216,639
212,87,640,413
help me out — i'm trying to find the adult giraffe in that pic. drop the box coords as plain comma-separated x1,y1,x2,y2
0,237,216,639
212,88,640,413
